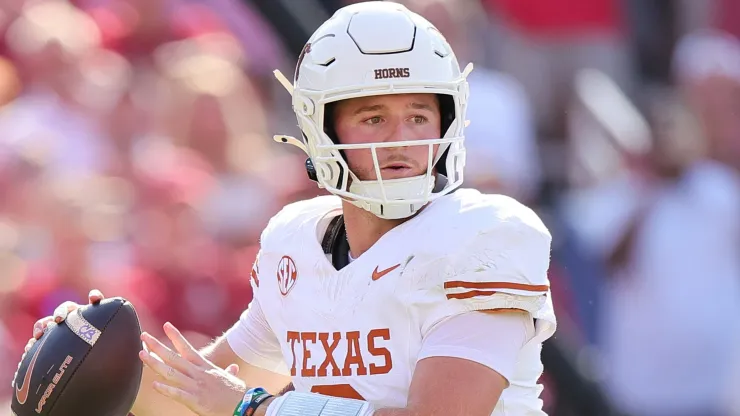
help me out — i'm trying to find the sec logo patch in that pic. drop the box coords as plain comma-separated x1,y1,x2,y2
277,256,298,296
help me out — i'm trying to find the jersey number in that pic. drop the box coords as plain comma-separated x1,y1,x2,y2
311,384,365,400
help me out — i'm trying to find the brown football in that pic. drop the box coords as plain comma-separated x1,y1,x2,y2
11,297,143,416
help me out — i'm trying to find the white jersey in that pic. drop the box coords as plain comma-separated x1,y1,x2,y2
228,189,556,414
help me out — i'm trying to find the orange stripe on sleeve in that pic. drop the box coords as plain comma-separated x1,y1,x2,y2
446,290,497,300
444,281,549,292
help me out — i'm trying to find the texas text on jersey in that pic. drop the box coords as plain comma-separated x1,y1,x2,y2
227,188,556,415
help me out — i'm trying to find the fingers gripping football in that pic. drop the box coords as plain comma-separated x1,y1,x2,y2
13,289,106,389
33,289,104,340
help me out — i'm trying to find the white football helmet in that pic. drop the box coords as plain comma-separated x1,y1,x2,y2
273,1,472,219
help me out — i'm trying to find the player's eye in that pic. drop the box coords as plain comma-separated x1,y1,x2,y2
410,115,428,124
364,116,383,125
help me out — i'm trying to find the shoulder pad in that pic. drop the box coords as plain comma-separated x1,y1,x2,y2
260,195,341,247
413,191,556,341
437,191,551,291
413,190,552,301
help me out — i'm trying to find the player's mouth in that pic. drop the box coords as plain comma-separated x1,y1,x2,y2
380,162,416,179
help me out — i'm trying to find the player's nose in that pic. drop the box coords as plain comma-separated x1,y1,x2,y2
385,121,412,143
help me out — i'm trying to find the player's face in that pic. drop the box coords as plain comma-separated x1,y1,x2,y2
333,93,442,181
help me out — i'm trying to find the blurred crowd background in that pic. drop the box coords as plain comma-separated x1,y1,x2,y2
1,0,739,415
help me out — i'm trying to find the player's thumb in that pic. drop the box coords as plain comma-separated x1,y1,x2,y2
88,289,104,304
225,364,240,376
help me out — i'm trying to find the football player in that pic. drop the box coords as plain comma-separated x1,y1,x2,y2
16,2,556,415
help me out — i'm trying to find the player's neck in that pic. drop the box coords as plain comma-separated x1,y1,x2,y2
341,201,406,259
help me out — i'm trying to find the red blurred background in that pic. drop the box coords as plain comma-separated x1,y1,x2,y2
1,1,740,415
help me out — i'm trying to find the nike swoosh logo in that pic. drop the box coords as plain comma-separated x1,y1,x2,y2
16,333,49,405
372,264,401,281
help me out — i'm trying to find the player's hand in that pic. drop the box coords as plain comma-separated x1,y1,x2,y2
140,322,246,416
12,289,105,389
29,289,105,344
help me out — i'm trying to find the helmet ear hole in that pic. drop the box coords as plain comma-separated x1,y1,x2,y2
322,101,348,167
436,93,456,177
323,102,339,144
436,147,450,176
438,94,455,137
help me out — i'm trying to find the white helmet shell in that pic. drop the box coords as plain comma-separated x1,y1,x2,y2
278,1,472,219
